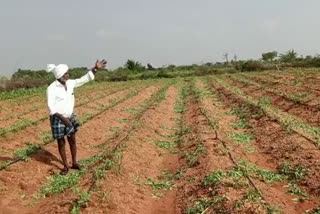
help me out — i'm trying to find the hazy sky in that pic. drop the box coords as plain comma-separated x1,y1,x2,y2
0,0,319,76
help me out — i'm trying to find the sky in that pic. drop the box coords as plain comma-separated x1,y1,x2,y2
0,0,319,76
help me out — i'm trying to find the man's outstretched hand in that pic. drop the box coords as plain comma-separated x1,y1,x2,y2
95,59,107,70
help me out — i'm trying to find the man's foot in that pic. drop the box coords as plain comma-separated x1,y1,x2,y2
60,167,69,175
71,163,81,170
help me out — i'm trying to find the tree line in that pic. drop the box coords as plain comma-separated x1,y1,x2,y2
1,49,320,91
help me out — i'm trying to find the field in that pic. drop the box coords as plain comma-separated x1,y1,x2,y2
0,69,320,214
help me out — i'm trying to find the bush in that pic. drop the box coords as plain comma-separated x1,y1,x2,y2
194,66,218,76
107,69,129,82
2,79,48,92
239,60,265,72
291,57,320,68
156,70,171,78
108,74,128,82
94,71,108,82
140,71,158,79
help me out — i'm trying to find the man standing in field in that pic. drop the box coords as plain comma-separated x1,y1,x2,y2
46,60,107,175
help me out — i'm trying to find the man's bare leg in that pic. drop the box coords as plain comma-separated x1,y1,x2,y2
67,133,80,169
57,138,69,175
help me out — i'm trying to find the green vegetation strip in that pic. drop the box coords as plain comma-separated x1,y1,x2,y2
213,76,320,147
0,118,37,137
0,87,46,101
0,79,115,102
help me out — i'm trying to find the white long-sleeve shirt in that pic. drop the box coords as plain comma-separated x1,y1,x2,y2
47,71,95,117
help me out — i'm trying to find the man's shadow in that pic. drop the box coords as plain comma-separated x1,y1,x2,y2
31,148,63,170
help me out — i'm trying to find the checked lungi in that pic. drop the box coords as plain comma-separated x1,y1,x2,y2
50,113,80,140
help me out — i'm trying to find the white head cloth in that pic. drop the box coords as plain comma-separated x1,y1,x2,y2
46,64,69,79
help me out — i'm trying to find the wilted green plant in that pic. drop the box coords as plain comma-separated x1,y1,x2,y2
228,132,253,144
146,178,174,191
279,163,308,181
186,196,227,214
203,170,226,186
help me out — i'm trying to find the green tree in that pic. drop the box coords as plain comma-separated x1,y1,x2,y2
147,63,155,70
279,49,298,63
166,65,176,70
125,60,136,70
124,60,145,72
262,51,278,61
